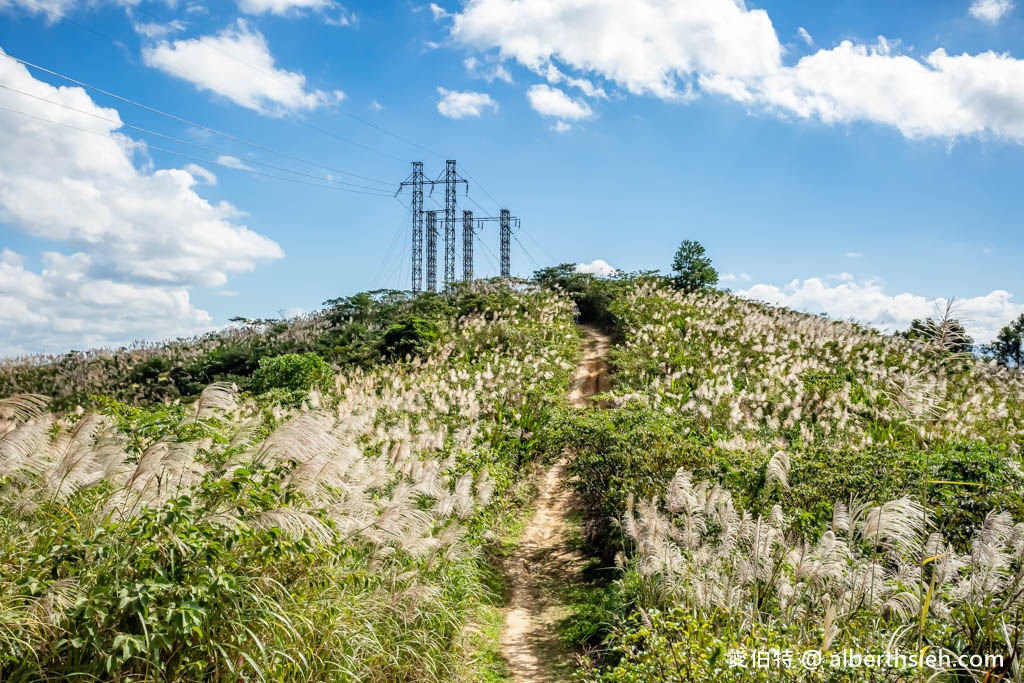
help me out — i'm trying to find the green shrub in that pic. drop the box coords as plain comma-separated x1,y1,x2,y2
250,353,335,404
381,317,441,360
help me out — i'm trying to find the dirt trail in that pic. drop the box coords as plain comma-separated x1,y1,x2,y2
500,325,611,683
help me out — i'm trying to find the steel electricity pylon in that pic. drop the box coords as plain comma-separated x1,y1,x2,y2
398,160,519,290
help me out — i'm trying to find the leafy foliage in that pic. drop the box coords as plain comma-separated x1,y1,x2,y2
381,316,441,360
670,239,718,291
0,289,466,410
250,352,335,405
986,312,1024,367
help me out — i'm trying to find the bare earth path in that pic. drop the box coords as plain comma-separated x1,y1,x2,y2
500,325,611,682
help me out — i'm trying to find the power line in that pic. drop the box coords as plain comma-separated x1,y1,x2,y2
0,103,393,195
475,232,500,273
0,83,396,192
114,0,425,163
12,0,428,166
457,164,503,212
519,225,557,265
513,234,541,270
0,51,395,187
373,207,410,289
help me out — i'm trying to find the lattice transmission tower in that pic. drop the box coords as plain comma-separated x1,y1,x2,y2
398,160,520,290
500,209,511,278
425,210,438,293
442,160,468,290
462,210,474,281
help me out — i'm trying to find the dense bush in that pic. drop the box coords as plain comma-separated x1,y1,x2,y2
381,317,441,360
250,352,335,405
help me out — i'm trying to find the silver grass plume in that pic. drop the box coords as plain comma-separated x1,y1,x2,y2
859,498,928,558
0,394,50,424
765,450,791,492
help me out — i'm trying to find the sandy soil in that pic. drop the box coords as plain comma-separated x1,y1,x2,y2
499,325,611,683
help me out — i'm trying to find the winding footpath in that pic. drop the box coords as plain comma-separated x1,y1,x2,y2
500,325,611,683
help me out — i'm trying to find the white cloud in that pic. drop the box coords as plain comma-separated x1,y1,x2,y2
0,48,283,355
429,2,449,20
737,275,1024,343
526,84,593,120
216,154,254,171
464,56,513,83
846,251,863,258
132,18,187,39
720,272,752,283
0,250,216,357
369,100,384,110
970,0,1014,23
797,26,815,48
184,163,217,184
142,20,344,116
716,40,1024,141
0,0,78,21
237,0,355,23
436,87,498,118
542,63,607,99
552,121,572,133
452,0,1024,143
453,0,781,99
576,259,617,276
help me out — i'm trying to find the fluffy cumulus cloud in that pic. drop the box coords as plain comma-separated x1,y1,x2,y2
142,20,344,116
709,39,1024,141
737,275,1024,343
452,0,1024,142
576,259,617,276
436,87,498,118
0,49,283,355
526,84,593,121
970,0,1014,23
0,251,215,357
453,0,781,99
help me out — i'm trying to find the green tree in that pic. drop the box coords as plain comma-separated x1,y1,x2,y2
670,240,718,291
987,314,1024,367
901,317,974,354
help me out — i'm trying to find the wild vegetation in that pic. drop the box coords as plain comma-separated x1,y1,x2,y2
4,248,1024,682
0,283,578,681
543,275,1024,682
0,289,456,411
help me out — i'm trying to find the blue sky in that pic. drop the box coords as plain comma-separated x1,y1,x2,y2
1,0,1023,354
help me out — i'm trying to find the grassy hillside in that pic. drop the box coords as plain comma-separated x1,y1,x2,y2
0,283,578,681
4,274,1024,682
0,288,473,410
549,278,1024,682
